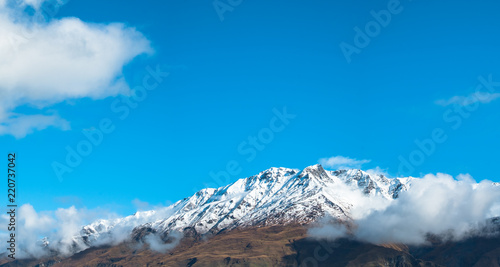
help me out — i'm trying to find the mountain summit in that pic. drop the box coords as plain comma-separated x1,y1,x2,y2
69,165,412,254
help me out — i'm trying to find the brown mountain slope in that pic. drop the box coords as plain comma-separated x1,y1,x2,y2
410,235,500,267
0,225,440,267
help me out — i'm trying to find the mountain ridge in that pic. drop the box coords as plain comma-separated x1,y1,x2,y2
51,164,414,257
16,164,500,262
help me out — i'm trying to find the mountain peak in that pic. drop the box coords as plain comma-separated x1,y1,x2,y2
297,164,329,180
257,166,298,176
45,165,417,257
248,167,299,183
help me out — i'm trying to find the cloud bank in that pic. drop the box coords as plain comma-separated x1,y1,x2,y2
309,173,500,245
0,204,116,258
0,0,152,138
0,203,179,259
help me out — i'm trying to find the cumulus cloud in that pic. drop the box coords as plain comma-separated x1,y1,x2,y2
0,0,152,138
318,155,371,169
0,202,182,259
143,231,183,253
436,91,500,107
309,173,500,245
308,217,350,241
0,204,122,259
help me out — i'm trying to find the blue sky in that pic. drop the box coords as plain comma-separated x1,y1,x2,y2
2,0,500,215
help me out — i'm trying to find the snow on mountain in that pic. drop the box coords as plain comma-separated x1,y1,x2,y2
66,164,413,253
331,169,413,199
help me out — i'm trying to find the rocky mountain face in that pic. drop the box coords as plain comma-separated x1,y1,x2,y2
75,165,413,251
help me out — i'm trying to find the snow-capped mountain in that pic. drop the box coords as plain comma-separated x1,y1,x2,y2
17,165,500,266
66,164,413,254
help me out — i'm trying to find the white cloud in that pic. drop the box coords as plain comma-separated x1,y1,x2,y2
354,173,500,244
308,218,348,241
318,155,371,169
143,231,183,253
0,204,122,259
0,203,182,259
0,113,70,138
309,173,500,245
436,91,500,107
19,0,47,10
0,1,152,138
